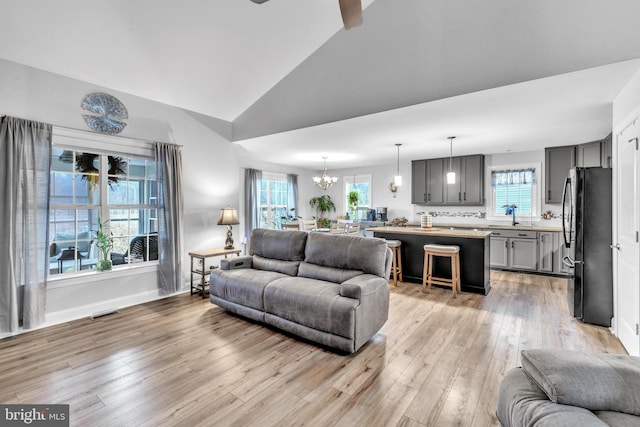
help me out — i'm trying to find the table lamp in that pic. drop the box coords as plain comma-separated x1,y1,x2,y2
217,207,240,249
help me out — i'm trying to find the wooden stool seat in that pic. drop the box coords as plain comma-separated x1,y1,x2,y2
386,240,403,287
422,244,461,297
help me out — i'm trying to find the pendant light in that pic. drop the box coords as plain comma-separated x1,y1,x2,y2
394,143,402,186
447,136,456,184
312,156,338,190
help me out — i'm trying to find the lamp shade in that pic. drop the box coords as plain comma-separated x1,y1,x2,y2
217,208,239,225
447,171,456,184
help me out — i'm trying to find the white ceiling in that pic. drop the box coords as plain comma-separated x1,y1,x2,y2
2,0,640,169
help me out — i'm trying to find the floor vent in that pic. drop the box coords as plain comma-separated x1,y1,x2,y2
90,308,119,319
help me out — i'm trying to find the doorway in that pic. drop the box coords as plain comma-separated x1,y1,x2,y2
614,120,640,356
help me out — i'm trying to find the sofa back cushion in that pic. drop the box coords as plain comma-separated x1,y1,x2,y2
298,261,363,284
249,229,308,261
304,233,388,278
253,255,300,276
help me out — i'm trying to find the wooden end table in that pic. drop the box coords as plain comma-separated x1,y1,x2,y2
188,247,241,298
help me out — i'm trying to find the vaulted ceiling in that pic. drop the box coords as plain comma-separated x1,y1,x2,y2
2,0,640,168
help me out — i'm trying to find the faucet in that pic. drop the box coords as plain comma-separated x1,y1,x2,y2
503,204,519,226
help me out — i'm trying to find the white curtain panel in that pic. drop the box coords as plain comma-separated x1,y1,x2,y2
155,142,184,295
0,116,51,332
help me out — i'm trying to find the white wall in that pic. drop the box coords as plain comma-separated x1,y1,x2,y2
0,58,241,328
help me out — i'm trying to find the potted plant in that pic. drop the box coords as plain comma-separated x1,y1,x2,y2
347,190,360,220
96,218,114,271
309,195,336,228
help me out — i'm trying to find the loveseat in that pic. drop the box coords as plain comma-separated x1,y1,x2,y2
497,349,640,426
209,229,392,353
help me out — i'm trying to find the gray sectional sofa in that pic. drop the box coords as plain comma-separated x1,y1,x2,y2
209,229,392,353
497,349,640,427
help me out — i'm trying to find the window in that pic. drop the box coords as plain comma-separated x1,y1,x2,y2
49,136,156,277
258,172,289,229
344,175,371,220
489,166,538,218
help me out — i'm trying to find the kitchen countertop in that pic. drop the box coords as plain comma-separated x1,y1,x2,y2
368,226,492,239
405,222,562,233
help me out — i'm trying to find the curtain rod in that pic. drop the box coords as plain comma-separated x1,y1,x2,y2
2,114,183,147
52,123,183,147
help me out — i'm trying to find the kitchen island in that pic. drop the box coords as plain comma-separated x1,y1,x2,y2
371,226,492,295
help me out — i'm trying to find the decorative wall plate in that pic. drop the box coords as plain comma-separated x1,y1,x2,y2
81,92,128,134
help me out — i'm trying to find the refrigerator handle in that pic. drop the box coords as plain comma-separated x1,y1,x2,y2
561,177,572,248
562,255,580,268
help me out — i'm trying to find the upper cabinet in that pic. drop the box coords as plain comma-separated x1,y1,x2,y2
545,146,576,203
412,154,484,205
577,141,602,168
411,158,445,204
545,134,612,203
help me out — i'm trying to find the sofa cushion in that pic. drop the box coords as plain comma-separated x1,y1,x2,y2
249,229,307,261
497,367,608,427
304,233,388,278
253,255,300,276
210,268,289,311
297,261,362,284
521,349,640,416
594,411,640,427
263,276,359,339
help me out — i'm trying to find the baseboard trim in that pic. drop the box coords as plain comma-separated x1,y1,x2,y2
1,287,189,339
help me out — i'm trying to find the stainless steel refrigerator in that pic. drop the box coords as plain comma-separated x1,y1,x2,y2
562,167,613,327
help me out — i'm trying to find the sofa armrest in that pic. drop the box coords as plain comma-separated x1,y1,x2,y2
521,349,640,416
340,274,389,300
220,255,252,270
341,274,390,352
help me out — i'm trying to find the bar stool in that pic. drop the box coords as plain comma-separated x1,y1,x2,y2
386,240,403,287
422,244,461,297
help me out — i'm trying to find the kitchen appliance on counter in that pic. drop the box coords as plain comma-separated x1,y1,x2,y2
562,167,613,327
366,209,377,221
375,207,388,221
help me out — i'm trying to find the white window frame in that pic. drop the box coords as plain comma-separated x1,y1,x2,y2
486,163,540,222
259,171,288,230
49,127,158,281
344,174,372,220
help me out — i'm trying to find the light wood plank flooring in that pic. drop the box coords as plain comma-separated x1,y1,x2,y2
0,271,626,426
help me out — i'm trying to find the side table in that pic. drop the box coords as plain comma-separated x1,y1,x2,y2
188,247,241,298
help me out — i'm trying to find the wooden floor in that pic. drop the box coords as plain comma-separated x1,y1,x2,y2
0,271,626,427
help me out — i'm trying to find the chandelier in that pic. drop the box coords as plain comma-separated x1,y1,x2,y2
313,157,338,190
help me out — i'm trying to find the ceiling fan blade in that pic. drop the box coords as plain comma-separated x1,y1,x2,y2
338,0,363,29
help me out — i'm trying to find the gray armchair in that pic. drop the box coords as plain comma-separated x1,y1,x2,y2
497,349,640,426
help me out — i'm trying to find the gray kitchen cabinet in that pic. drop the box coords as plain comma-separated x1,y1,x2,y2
490,236,509,268
490,230,538,271
411,159,446,204
461,155,484,204
538,232,554,272
426,158,445,204
577,141,602,168
601,133,612,168
545,146,576,203
411,160,427,204
510,238,538,271
412,155,484,205
444,157,461,204
553,232,571,275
